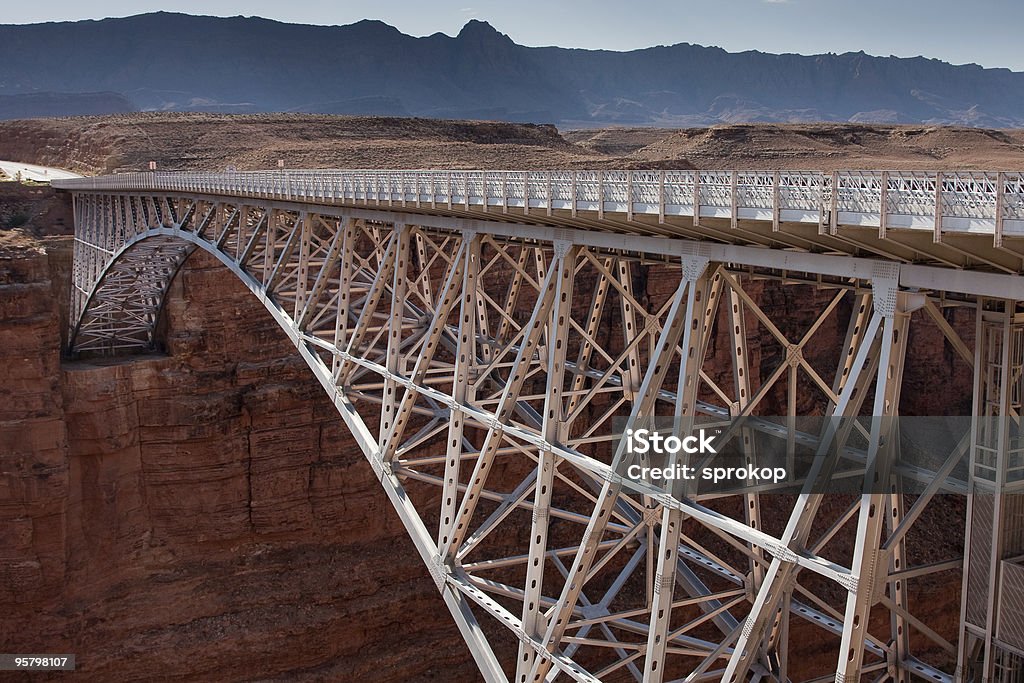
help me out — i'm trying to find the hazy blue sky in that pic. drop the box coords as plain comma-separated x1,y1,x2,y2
6,0,1024,71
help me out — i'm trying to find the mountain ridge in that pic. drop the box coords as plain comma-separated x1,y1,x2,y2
1,12,1022,126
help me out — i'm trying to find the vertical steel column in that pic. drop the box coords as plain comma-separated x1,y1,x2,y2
379,223,411,451
292,212,315,320
331,218,357,377
516,242,577,682
643,264,719,682
834,287,914,682
959,300,1024,682
617,260,643,402
438,233,480,549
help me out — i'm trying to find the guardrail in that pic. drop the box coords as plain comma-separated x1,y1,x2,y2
54,169,1024,237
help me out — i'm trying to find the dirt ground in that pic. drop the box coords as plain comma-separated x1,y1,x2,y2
1,113,1023,175
567,123,1024,170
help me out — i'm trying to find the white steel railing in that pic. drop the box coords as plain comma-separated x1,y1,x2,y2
53,168,1024,237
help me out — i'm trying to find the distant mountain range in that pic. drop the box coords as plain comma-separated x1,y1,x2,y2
2,12,1023,127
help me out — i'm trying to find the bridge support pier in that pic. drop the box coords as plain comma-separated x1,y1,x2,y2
959,300,1024,683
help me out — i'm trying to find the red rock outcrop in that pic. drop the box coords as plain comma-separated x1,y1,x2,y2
0,238,71,613
0,183,74,235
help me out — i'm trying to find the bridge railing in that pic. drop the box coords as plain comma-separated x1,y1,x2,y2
53,168,1024,236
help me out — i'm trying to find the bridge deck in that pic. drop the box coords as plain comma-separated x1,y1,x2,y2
55,168,1024,278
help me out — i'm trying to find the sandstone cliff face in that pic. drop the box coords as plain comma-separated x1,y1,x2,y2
0,242,478,681
0,183,73,236
0,238,71,612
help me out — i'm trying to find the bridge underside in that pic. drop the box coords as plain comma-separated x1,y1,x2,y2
65,188,1024,683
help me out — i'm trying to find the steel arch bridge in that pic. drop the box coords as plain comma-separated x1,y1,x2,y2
55,169,1024,683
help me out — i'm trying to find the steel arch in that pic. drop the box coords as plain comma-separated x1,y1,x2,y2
64,186,994,683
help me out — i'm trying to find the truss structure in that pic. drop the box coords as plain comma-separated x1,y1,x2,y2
56,170,1024,682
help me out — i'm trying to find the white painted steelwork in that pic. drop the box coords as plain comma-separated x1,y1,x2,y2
57,168,1024,237
54,169,1024,683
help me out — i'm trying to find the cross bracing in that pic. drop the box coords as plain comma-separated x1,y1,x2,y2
54,169,1024,682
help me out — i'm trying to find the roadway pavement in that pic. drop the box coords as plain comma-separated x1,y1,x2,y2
0,160,82,182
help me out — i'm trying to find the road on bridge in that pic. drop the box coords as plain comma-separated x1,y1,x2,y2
0,160,82,182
